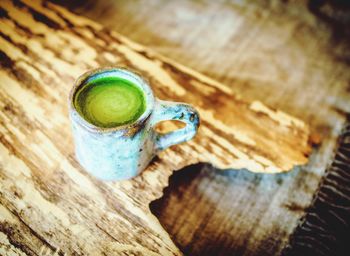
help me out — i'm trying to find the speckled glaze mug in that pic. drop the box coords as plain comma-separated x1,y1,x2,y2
69,67,200,180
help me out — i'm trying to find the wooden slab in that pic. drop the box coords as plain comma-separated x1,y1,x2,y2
60,1,350,255
0,0,315,255
283,119,350,255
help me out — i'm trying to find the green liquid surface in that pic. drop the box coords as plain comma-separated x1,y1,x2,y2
74,77,146,128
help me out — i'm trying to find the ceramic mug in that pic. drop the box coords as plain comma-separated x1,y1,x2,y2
69,67,200,180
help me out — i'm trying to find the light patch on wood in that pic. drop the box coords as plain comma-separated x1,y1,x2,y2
1,147,70,226
16,61,41,80
190,80,216,95
21,0,66,27
60,159,105,203
250,101,306,129
44,1,102,30
0,33,29,61
27,39,84,77
0,72,59,127
3,1,52,35
0,205,16,222
104,243,162,256
115,33,234,95
117,45,187,96
0,143,32,178
58,31,99,67
199,108,257,146
103,52,118,63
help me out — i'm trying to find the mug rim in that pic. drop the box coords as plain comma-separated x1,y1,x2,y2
69,66,155,133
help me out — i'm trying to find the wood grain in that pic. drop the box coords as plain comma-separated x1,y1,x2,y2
283,119,350,256
62,0,350,255
0,0,318,255
65,0,350,131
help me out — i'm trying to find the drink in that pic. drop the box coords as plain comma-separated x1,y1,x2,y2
74,77,146,128
69,67,199,180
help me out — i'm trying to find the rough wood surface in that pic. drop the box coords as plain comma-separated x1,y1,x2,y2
283,119,350,256
66,0,350,130
62,0,350,255
0,1,318,255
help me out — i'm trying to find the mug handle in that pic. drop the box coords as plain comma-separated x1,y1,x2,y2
151,99,200,152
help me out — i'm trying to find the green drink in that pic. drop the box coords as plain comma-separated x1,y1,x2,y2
74,77,146,128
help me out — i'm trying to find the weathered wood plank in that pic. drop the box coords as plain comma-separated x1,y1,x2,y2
0,204,58,256
58,1,350,255
283,119,350,256
0,0,317,255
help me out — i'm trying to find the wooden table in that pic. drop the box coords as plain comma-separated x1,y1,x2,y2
0,0,349,255
66,0,350,255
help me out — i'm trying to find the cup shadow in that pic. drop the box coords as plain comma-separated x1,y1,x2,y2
150,163,304,256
